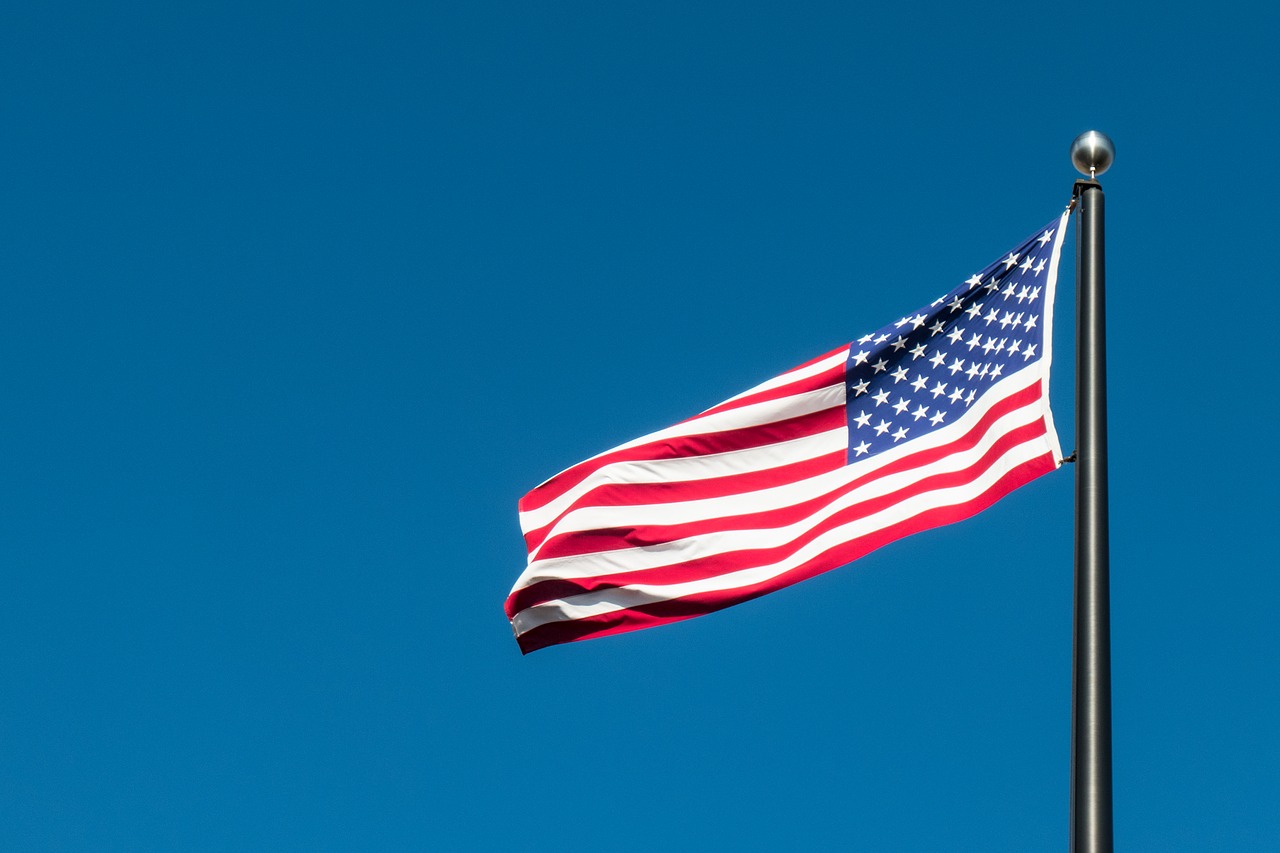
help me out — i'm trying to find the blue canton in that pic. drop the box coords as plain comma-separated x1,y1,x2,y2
844,220,1058,463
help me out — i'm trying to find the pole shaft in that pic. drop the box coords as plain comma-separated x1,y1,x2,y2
1070,181,1112,853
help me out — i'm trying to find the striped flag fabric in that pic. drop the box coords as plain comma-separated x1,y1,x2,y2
507,212,1069,653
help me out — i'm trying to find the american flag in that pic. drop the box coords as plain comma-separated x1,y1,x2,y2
507,212,1069,653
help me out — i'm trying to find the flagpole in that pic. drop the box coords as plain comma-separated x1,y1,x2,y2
1068,131,1115,853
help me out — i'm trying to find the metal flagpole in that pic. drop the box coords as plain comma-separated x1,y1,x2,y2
1068,130,1115,853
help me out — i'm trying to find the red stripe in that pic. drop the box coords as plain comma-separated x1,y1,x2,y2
524,382,1040,563
515,451,1055,653
520,402,846,522
505,415,1048,618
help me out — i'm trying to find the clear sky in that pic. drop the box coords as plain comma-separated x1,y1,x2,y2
3,1,1277,850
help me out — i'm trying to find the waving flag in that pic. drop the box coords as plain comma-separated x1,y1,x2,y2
507,213,1070,653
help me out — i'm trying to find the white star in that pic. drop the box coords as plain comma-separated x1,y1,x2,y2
1033,259,1046,276
872,389,891,406
929,410,946,426
910,314,927,329
1022,343,1038,360
999,311,1015,329
982,336,997,354
851,379,870,396
1024,314,1038,331
874,333,890,344
1038,228,1054,246
1002,252,1019,270
965,303,983,320
1016,285,1031,303
911,404,929,421
891,335,908,351
891,426,909,442
983,307,999,325
1029,286,1041,302
910,374,928,392
890,365,909,383
948,296,965,313
946,327,965,345
1019,256,1034,273
874,419,891,435
852,349,870,365
894,316,911,328
910,343,927,360
990,364,1003,379
1002,281,1017,299
948,357,965,375
852,410,872,428
857,333,874,344
1008,340,1022,355
853,440,871,456
979,363,990,378
893,396,910,415
929,320,946,336
949,386,965,403
965,389,976,405
993,338,1006,354
929,351,947,368
930,381,948,398
872,358,889,373
965,274,982,286
984,280,1001,293
966,362,981,379
966,333,982,350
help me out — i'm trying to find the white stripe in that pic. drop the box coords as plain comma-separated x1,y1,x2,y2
521,382,847,525
707,349,849,410
512,435,1049,636
512,396,1048,591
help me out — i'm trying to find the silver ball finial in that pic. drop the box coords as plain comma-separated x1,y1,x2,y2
1070,130,1115,179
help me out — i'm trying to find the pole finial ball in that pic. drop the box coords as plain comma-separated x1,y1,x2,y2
1070,131,1115,178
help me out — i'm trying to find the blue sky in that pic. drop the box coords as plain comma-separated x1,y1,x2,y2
2,1,1277,850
